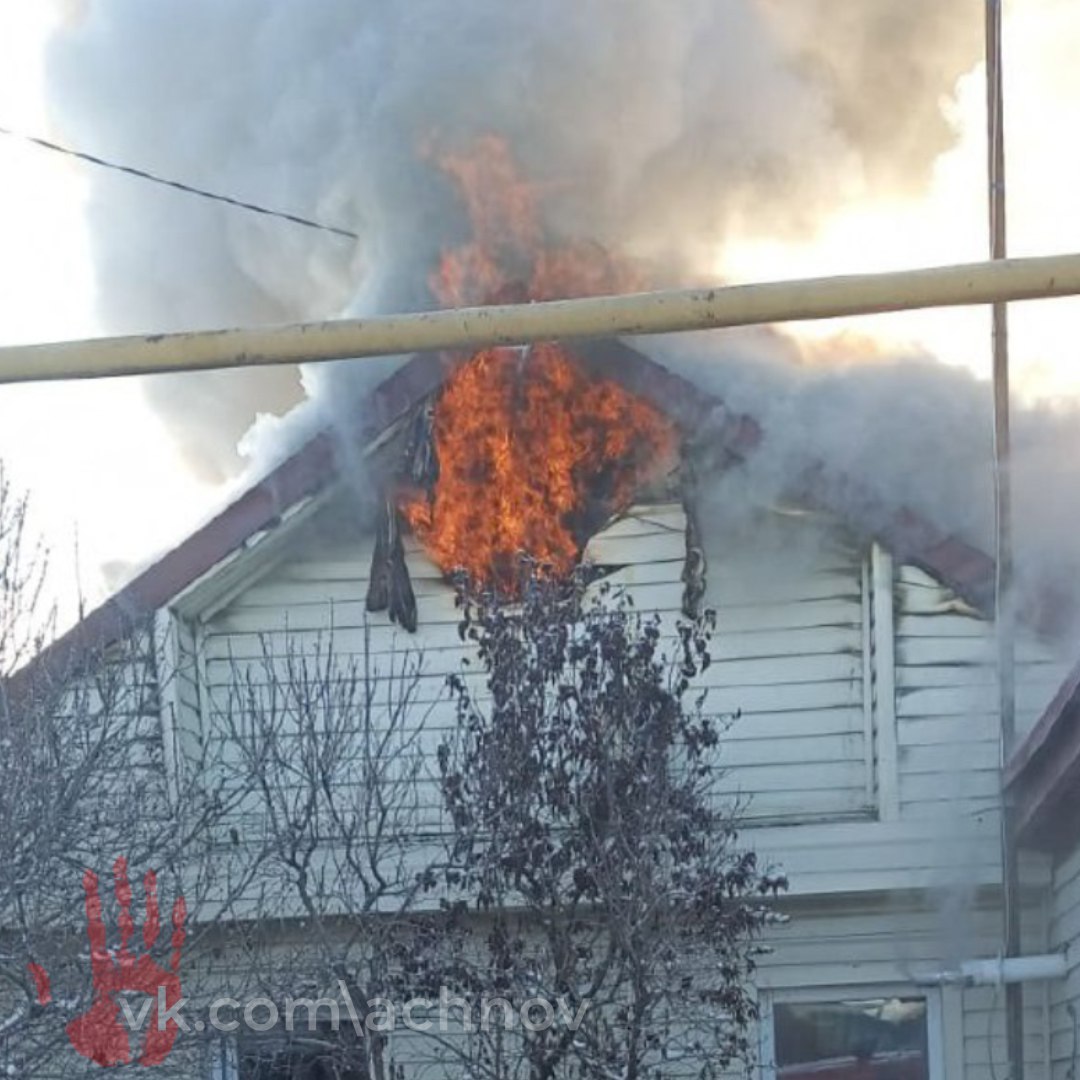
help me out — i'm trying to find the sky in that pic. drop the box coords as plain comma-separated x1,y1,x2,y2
0,1,222,609
0,0,1079,625
715,0,1080,393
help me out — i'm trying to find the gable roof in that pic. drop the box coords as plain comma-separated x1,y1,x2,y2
19,339,1003,684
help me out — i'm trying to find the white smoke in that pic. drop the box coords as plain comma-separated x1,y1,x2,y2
41,0,1080,631
44,0,978,464
651,328,1080,627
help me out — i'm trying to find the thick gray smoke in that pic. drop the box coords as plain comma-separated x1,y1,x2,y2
45,0,981,476
45,1,1080,633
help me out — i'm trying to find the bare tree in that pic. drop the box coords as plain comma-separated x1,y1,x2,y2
0,459,447,1078
1,460,784,1080
205,625,445,1080
428,571,787,1080
0,465,250,1078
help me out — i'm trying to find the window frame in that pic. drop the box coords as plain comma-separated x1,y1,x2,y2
757,982,944,1080
209,1028,371,1080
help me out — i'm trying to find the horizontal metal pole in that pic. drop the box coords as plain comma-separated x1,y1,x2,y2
3,253,1080,383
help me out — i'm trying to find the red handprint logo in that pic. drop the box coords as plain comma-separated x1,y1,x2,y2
28,857,187,1067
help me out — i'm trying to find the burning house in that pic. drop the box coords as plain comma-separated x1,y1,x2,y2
17,302,1080,1077
11,139,1080,1080
3,0,1079,1073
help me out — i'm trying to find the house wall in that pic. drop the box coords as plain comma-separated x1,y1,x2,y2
163,499,1074,1080
759,894,1052,1080
891,562,1072,905
598,506,873,824
194,505,875,840
186,503,1068,902
895,563,1070,824
143,894,1051,1080
18,497,1076,1078
1049,838,1080,1079
382,898,1052,1080
45,621,174,852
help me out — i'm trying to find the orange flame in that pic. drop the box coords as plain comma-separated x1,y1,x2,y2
402,137,674,592
401,344,674,592
427,134,646,307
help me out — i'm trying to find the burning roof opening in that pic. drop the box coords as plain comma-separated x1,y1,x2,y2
400,342,676,594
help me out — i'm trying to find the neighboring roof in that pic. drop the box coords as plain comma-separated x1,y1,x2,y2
1005,662,1080,851
19,339,1003,683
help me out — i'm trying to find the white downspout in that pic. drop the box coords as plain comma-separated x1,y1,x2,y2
914,953,1067,987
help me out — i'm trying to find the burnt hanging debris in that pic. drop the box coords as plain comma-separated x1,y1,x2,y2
680,451,708,619
403,399,439,491
365,397,438,632
365,498,417,633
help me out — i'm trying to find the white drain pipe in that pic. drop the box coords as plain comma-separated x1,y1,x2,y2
915,953,1067,987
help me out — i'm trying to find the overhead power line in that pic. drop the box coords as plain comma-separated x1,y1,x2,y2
0,122,359,241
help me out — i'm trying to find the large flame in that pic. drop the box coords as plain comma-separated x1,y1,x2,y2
401,343,674,592
401,137,675,592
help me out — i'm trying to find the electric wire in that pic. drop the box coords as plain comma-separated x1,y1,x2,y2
0,122,359,241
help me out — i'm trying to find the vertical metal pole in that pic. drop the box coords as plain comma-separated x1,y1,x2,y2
986,2,1023,1078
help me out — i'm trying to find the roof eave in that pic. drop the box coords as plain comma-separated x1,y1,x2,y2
9,430,341,688
8,339,1008,691
1006,659,1080,850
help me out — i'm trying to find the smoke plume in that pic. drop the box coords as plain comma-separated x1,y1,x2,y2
45,1,980,467
42,0,1080,634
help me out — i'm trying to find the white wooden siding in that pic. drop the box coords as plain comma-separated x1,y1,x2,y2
606,507,873,824
156,608,204,792
758,896,1052,1080
186,896,1051,1080
157,498,1077,1079
894,564,1070,829
186,502,1073,900
196,504,874,845
54,625,171,819
1050,840,1080,1079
